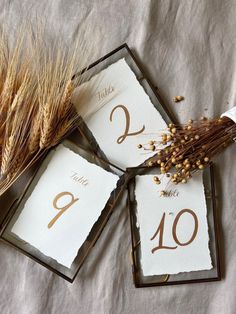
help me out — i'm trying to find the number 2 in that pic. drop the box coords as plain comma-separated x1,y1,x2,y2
110,104,145,144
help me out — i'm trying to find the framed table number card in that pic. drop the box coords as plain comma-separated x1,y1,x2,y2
127,165,221,287
73,44,174,172
0,131,126,282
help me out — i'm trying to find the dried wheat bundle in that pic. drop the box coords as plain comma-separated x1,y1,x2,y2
138,107,236,186
0,26,90,196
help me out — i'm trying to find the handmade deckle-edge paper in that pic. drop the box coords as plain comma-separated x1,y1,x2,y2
134,172,212,276
11,145,119,268
73,58,167,169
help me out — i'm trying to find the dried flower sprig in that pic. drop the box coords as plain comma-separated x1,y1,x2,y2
138,115,236,185
0,26,90,196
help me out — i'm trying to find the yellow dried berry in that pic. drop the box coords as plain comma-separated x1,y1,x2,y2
173,95,184,102
153,176,160,184
185,163,191,170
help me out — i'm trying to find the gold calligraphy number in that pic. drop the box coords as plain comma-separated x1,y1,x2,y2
48,192,79,229
150,209,198,254
109,105,145,144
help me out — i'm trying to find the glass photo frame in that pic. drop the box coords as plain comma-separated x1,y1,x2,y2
75,43,176,173
0,130,126,282
126,164,221,287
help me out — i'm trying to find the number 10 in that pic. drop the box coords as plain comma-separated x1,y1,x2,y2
150,209,198,254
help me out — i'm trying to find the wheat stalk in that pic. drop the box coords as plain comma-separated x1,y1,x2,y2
1,135,14,176
0,25,91,197
29,109,41,154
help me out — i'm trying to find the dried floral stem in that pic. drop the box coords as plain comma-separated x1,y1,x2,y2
138,116,236,186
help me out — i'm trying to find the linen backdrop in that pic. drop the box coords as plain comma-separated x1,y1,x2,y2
0,1,236,313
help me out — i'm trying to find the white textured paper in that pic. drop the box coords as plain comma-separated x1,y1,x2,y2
11,145,119,268
135,173,212,276
221,106,236,123
74,58,167,169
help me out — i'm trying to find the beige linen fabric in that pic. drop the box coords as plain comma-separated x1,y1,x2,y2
0,1,236,313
